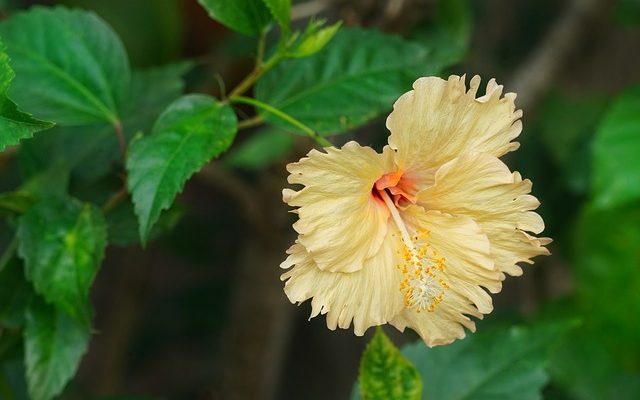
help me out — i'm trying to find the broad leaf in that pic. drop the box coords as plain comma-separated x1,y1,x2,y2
197,0,272,37
0,6,131,125
127,94,237,242
261,0,290,31
225,128,293,170
359,328,422,400
592,85,640,209
0,42,53,152
19,62,192,184
256,28,443,134
0,258,31,329
17,197,107,324
24,299,90,400
401,324,568,400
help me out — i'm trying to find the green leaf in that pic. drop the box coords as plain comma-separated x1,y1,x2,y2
410,0,472,67
256,28,443,135
197,0,272,37
19,62,192,184
24,299,90,400
288,20,341,59
400,324,569,400
0,191,36,215
359,328,422,400
261,0,290,31
574,204,640,367
592,85,640,209
615,0,640,27
17,197,107,324
0,6,131,125
225,129,293,170
0,41,53,152
0,258,31,329
127,94,237,243
107,200,184,247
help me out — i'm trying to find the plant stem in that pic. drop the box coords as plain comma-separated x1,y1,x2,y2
238,115,264,130
102,184,128,214
230,96,332,147
228,32,283,98
113,120,127,160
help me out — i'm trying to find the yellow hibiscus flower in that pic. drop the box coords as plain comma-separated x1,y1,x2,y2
280,75,551,346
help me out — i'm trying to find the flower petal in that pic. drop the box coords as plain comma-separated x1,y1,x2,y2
386,75,522,187
283,142,394,272
418,153,550,276
281,230,405,336
390,207,501,346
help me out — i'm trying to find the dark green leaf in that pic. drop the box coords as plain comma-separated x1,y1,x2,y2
0,41,53,152
225,129,293,170
0,6,131,125
615,0,640,27
0,258,31,329
359,328,422,400
0,191,35,215
127,94,237,242
592,85,640,209
17,197,107,324
256,28,443,134
400,323,569,400
197,0,272,37
24,299,90,400
261,0,290,31
107,200,184,247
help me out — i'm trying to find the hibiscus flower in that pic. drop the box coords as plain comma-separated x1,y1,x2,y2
280,75,551,346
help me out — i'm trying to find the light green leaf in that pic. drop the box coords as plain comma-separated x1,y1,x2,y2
261,0,290,31
256,27,443,135
197,0,272,37
24,299,90,400
288,20,341,58
0,6,131,125
359,328,422,400
19,62,193,184
17,197,107,324
400,324,569,400
225,129,293,170
127,94,237,243
592,85,640,209
0,42,53,152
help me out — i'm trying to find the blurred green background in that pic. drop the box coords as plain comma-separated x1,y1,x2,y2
0,0,639,399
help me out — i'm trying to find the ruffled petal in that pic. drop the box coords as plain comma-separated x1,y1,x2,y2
283,142,395,272
418,153,550,276
281,229,405,336
389,207,502,346
386,75,522,188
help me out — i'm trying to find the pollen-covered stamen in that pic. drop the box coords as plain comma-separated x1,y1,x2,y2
378,190,449,313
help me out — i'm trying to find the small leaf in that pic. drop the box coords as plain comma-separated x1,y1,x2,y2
127,94,237,243
24,299,91,400
261,0,290,31
225,129,294,170
197,0,273,37
288,20,341,58
256,28,443,135
17,197,107,324
400,323,570,400
0,6,131,125
0,41,53,152
592,85,640,209
359,328,422,400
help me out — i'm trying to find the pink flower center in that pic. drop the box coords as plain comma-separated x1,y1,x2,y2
372,171,418,208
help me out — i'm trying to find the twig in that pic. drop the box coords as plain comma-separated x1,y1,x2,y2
102,184,128,214
113,121,127,160
508,0,609,113
238,115,264,130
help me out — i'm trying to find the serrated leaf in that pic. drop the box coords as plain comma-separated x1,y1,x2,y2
592,85,640,209
24,299,90,400
0,41,53,152
197,0,272,37
127,94,237,243
0,6,131,125
359,328,422,400
261,0,290,31
17,197,107,324
256,28,443,135
399,324,569,400
107,200,184,247
19,62,192,184
225,129,293,170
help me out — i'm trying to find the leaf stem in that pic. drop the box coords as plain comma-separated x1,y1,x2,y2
113,120,127,160
237,115,264,130
228,31,283,98
102,184,128,214
229,96,332,147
